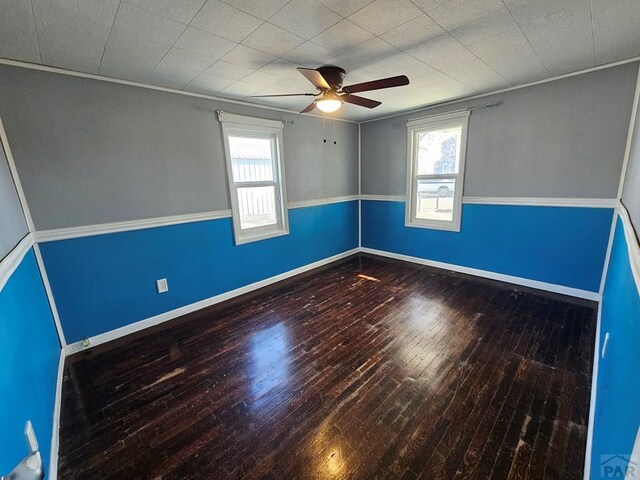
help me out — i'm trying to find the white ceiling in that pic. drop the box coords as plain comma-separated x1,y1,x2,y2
1,0,639,121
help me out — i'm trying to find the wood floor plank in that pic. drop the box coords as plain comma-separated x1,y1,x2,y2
58,254,596,479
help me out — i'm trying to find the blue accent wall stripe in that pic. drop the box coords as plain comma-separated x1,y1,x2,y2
361,200,612,292
591,218,640,478
0,249,60,475
39,201,359,344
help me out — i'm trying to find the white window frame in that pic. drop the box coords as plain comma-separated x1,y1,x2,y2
218,112,289,245
405,110,470,232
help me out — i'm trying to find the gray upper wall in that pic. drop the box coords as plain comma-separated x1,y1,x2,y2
0,65,358,231
0,141,28,259
361,63,638,199
622,77,640,236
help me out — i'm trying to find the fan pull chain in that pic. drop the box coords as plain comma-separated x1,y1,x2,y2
322,115,327,144
333,119,337,145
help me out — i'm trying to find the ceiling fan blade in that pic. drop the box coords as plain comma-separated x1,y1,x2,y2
297,67,331,90
342,75,409,94
342,94,382,109
250,93,318,98
300,100,317,113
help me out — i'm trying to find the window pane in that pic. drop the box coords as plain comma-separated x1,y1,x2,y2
416,178,456,222
229,135,274,182
237,186,278,229
416,126,462,175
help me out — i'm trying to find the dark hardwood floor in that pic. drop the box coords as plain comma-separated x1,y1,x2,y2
58,254,596,479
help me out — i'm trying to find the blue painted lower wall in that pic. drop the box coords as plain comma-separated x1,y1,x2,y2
0,249,60,476
591,217,640,479
39,201,359,344
361,200,613,292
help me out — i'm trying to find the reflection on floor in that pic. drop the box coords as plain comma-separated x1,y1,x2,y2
58,254,595,479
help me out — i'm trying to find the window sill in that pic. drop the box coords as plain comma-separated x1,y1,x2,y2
405,220,461,232
234,227,290,245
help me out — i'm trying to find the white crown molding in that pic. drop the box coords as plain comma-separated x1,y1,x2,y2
288,195,359,209
0,58,358,124
0,233,34,293
360,247,601,301
64,248,359,355
462,196,618,208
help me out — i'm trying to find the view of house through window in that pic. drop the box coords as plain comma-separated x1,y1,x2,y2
406,112,469,231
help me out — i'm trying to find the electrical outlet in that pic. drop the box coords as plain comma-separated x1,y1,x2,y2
25,420,38,453
156,278,169,294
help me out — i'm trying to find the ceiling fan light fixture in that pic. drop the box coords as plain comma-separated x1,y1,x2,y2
316,98,343,113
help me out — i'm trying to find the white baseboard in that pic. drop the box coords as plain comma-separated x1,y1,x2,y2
65,248,360,354
360,247,601,301
48,349,65,480
583,301,603,480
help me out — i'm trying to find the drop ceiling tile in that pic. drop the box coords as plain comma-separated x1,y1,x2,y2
101,28,171,75
311,20,374,53
32,0,119,73
242,22,305,57
99,63,149,82
155,47,216,73
409,0,448,12
256,75,316,95
318,0,374,17
427,0,504,31
221,0,291,20
270,0,343,39
282,41,334,66
327,37,398,71
348,0,423,35
113,3,186,45
380,14,445,51
465,28,548,84
407,34,475,70
175,27,236,59
450,8,517,46
220,44,276,69
121,0,207,24
219,80,265,98
507,0,595,74
341,65,386,85
205,59,254,79
591,0,640,64
258,60,305,80
368,52,438,79
190,0,263,43
0,0,40,62
185,72,235,94
445,60,508,91
240,70,283,87
145,66,201,89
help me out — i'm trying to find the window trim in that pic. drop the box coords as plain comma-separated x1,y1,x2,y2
219,113,289,245
404,110,470,232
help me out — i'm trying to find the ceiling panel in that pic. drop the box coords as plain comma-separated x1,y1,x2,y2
174,27,236,60
591,0,640,64
507,0,596,75
380,14,445,51
0,0,40,63
241,22,305,57
189,0,263,43
120,0,206,24
32,0,119,73
348,0,423,35
1,0,640,120
269,0,343,39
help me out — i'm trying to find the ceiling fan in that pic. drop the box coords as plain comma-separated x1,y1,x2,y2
251,66,410,114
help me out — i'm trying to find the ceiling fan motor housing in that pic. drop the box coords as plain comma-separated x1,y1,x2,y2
317,66,346,90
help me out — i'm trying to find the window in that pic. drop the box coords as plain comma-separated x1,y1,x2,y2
405,111,469,232
219,112,289,245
